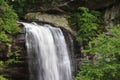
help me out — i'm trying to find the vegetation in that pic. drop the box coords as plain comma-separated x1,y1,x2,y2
0,0,20,79
74,25,120,80
0,0,120,80
0,61,7,80
7,50,22,65
0,32,10,43
6,0,61,18
0,76,7,80
70,7,100,41
0,0,20,43
70,7,120,80
68,7,101,53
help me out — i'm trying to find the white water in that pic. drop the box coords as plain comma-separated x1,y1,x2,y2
21,22,72,80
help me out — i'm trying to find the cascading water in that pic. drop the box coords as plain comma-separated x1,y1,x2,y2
21,22,72,80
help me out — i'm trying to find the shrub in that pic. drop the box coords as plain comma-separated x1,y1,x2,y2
68,7,101,42
74,25,120,80
0,0,20,43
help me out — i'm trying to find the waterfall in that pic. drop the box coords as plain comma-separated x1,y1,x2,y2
21,22,72,80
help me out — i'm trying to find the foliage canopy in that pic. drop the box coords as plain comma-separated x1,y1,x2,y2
74,25,120,80
68,7,101,43
68,7,120,80
0,0,20,43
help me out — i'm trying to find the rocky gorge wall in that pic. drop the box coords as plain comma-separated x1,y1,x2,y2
22,0,120,78
0,15,81,80
0,25,28,80
1,0,120,80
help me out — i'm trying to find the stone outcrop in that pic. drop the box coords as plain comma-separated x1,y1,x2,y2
103,3,120,29
25,12,74,33
0,25,28,80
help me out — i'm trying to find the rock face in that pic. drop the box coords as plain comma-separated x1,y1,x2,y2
0,25,29,80
25,0,120,13
9,27,28,80
60,27,82,76
25,12,74,33
1,0,120,80
69,0,119,9
103,3,120,28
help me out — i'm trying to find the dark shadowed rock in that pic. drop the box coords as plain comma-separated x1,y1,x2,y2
25,0,120,13
69,0,119,10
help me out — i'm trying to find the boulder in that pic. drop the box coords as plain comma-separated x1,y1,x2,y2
25,12,74,33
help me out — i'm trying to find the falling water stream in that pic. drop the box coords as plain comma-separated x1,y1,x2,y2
21,22,72,80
